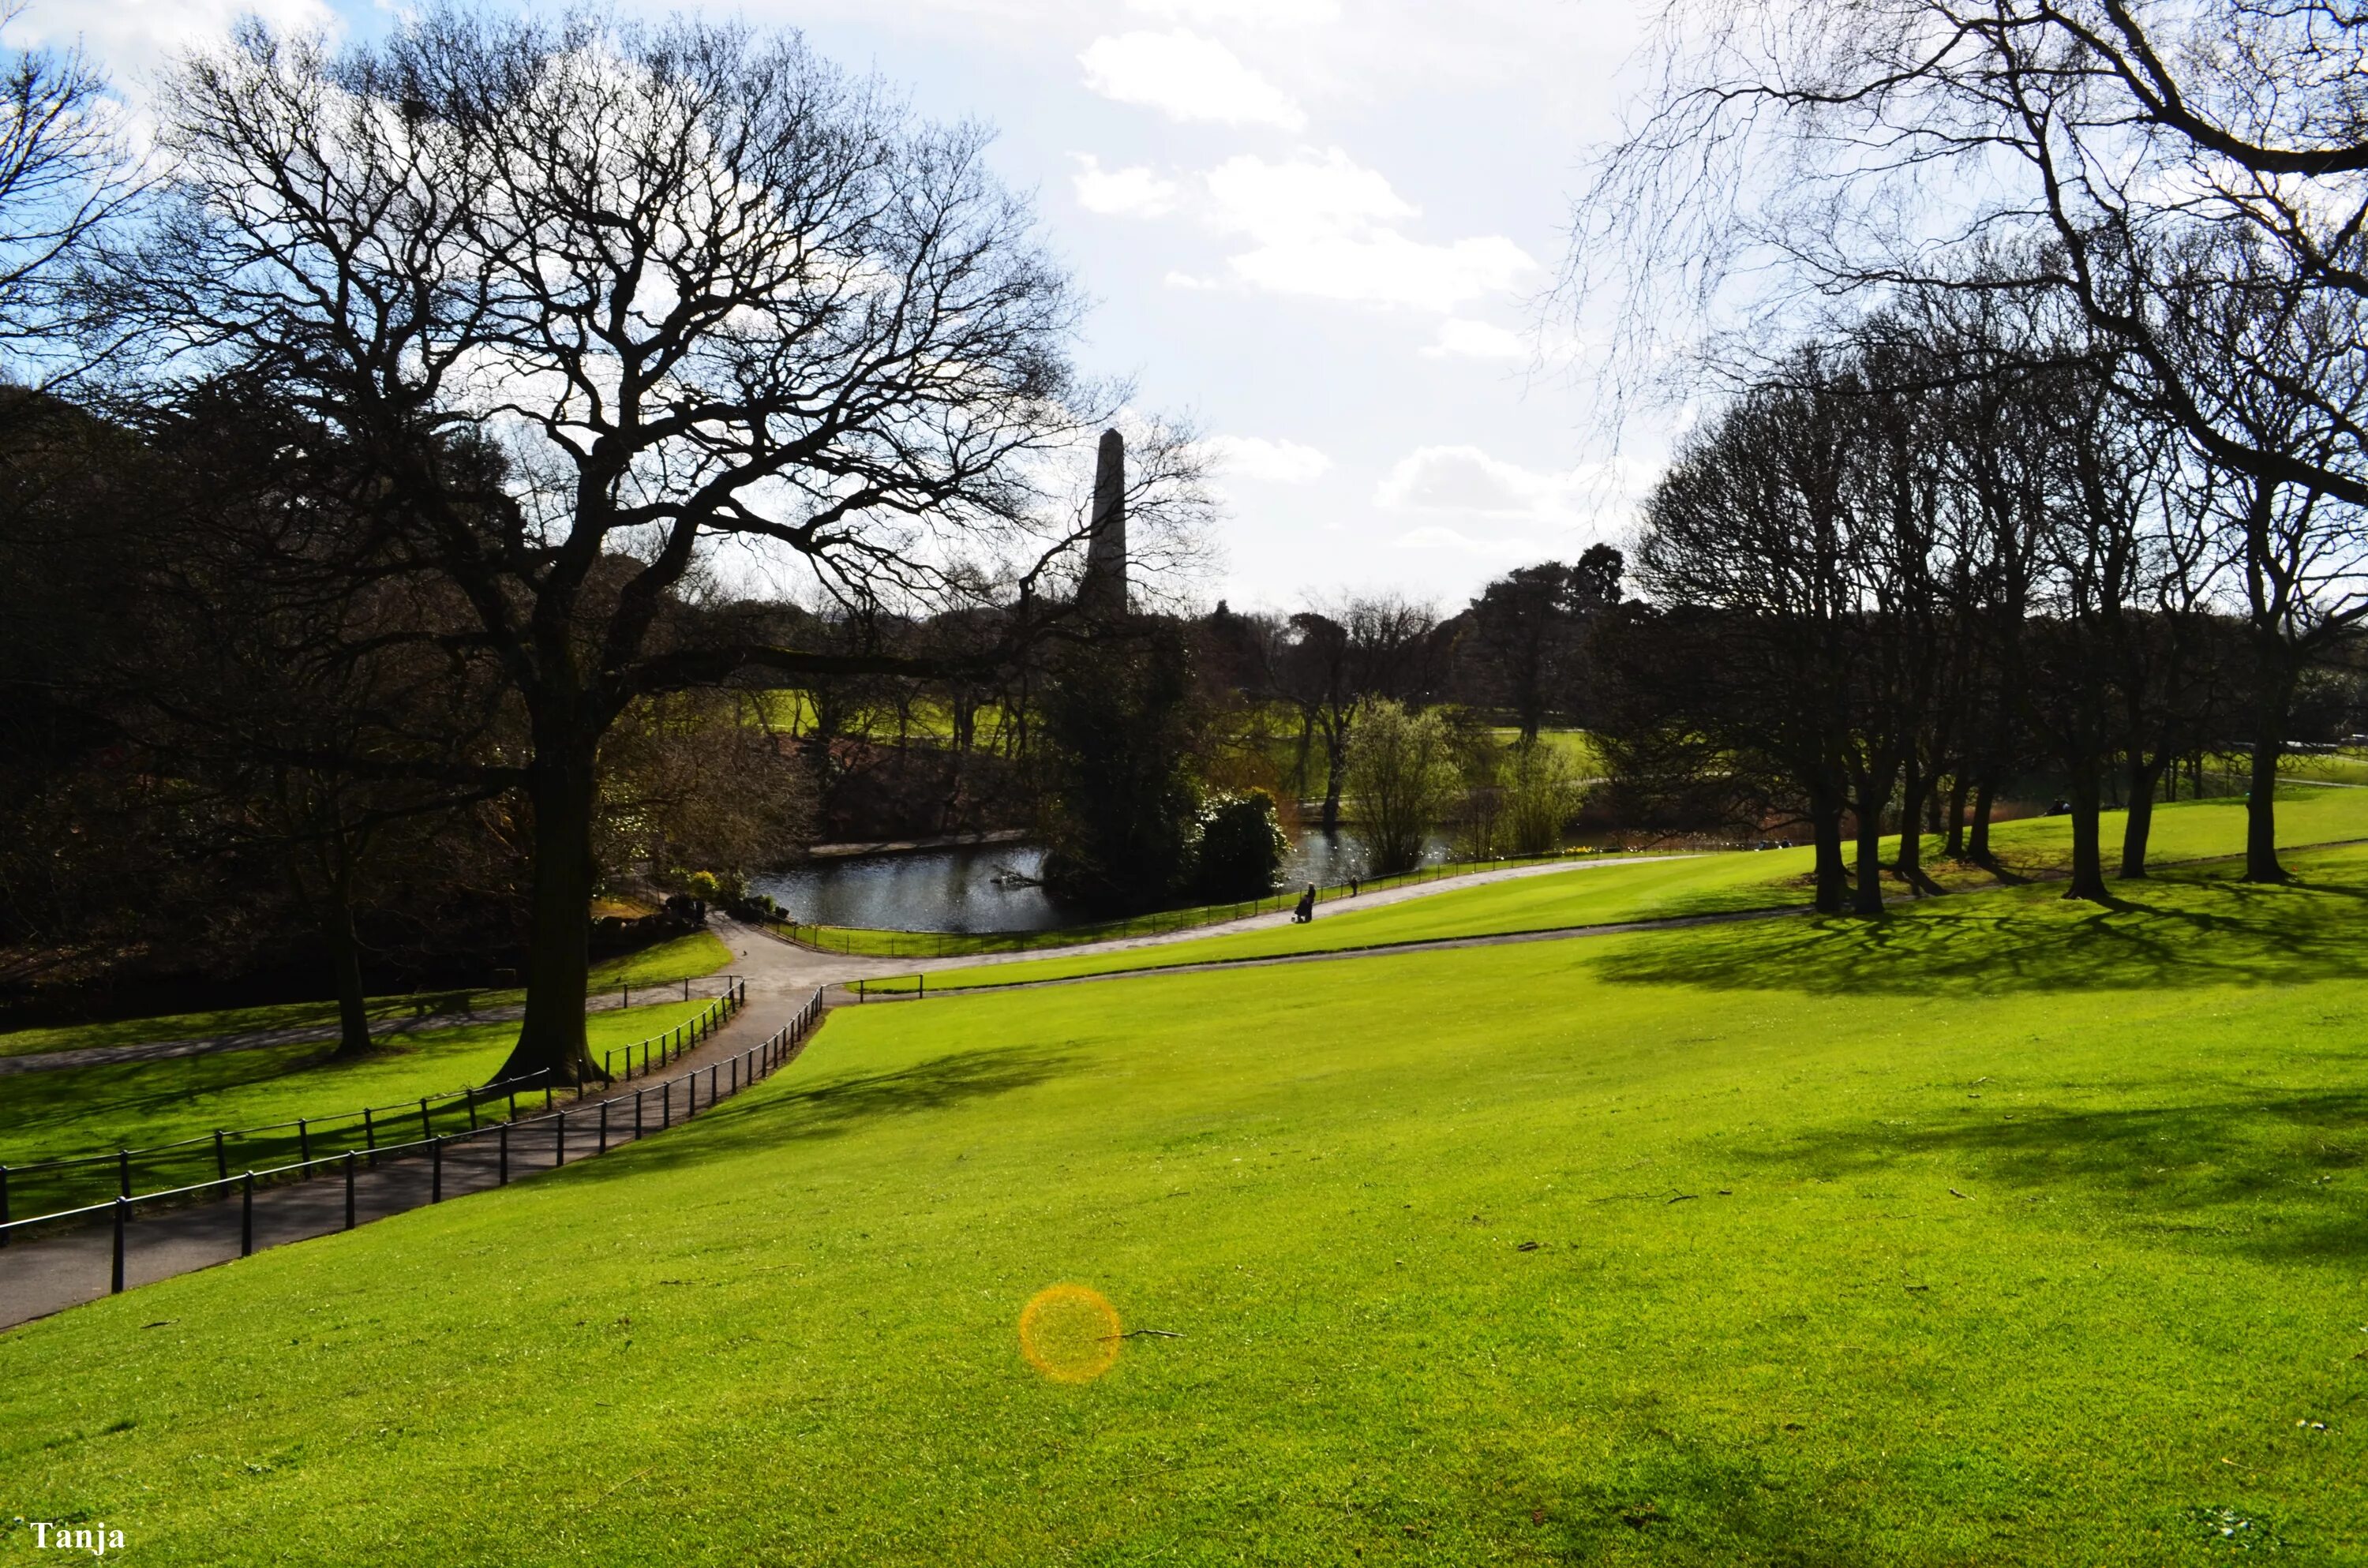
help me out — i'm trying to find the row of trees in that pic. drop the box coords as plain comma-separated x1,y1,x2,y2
1565,0,2368,911
1598,279,2365,911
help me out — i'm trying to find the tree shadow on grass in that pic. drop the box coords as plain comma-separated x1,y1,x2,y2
564,1045,1083,1183
1737,1090,2368,1266
1587,870,2368,997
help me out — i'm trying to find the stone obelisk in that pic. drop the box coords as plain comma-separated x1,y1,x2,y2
1079,428,1127,618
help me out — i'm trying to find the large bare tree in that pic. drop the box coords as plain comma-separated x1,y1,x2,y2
104,9,1115,1081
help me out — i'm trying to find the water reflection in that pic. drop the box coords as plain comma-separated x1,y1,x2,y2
751,829,1456,935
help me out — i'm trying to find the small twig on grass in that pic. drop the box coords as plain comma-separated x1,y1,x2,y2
1102,1329,1186,1340
1666,1193,1698,1204
1949,1188,1972,1199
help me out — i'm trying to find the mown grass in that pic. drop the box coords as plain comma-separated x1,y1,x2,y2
889,784,2368,992
0,999,718,1214
3,847,2364,1562
0,932,733,1061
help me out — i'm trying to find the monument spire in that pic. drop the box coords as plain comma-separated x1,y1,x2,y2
1080,427,1127,617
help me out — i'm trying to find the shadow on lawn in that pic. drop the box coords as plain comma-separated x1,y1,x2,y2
567,1045,1081,1181
1747,1090,2368,1264
1588,866,2368,997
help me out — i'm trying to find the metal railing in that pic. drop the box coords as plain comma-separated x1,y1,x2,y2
0,982,746,1235
0,988,826,1297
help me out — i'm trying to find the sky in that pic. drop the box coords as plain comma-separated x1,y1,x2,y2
24,0,1672,614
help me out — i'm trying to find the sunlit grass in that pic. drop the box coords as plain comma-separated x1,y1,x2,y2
4,848,2363,1562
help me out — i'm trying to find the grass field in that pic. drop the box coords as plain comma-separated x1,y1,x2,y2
0,999,718,1214
2,840,2363,1563
0,932,734,1061
882,784,2368,993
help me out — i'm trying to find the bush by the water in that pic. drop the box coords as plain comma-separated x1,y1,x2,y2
1194,789,1288,900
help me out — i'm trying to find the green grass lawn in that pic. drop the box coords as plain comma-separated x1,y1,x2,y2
0,931,733,1061
893,784,2368,992
3,845,2364,1562
0,999,718,1214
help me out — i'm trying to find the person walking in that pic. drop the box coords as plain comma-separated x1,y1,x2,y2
1293,883,1317,923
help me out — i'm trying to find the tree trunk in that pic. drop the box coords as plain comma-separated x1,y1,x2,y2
1968,777,1996,865
2062,755,2109,903
1943,774,1969,859
1811,795,1849,915
497,743,603,1084
2244,649,2295,884
1849,766,1894,917
2119,752,2164,878
324,893,373,1057
1892,758,1933,894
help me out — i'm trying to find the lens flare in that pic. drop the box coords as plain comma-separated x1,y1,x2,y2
1018,1283,1122,1383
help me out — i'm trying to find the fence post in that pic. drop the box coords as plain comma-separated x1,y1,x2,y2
420,1097,433,1142
635,1088,644,1140
364,1106,377,1168
118,1148,131,1199
214,1129,227,1181
543,1083,553,1113
298,1118,310,1170
343,1152,356,1230
688,1072,697,1117
684,976,690,1001
662,1081,671,1129
111,1196,126,1293
0,1164,9,1248
432,1136,443,1203
508,1087,517,1120
598,1101,609,1155
467,1096,478,1132
499,1123,510,1185
554,1110,565,1168
241,1172,255,1256
710,1064,718,1104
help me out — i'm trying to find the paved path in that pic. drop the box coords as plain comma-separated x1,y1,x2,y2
757,854,1698,992
0,934,822,1332
2,976,740,1076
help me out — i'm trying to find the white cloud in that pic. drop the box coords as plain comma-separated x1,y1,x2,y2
18,0,335,114
1393,524,1552,558
1078,31,1306,129
1128,0,1341,24
1205,434,1332,484
1071,154,1178,218
1196,148,1538,312
1422,318,1529,360
1377,445,1576,518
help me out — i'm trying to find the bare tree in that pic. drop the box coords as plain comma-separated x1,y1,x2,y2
103,10,1118,1081
0,6,129,357
1564,0,2368,516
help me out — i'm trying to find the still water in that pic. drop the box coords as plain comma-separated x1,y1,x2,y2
750,830,1453,934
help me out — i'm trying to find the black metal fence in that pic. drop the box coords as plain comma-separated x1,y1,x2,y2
0,989,826,1302
0,982,748,1233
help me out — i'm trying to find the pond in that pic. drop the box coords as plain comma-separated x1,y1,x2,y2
749,830,1455,934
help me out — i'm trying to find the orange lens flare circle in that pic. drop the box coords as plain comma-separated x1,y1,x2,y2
1018,1283,1122,1383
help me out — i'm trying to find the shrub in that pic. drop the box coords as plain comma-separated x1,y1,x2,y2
1197,789,1289,900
